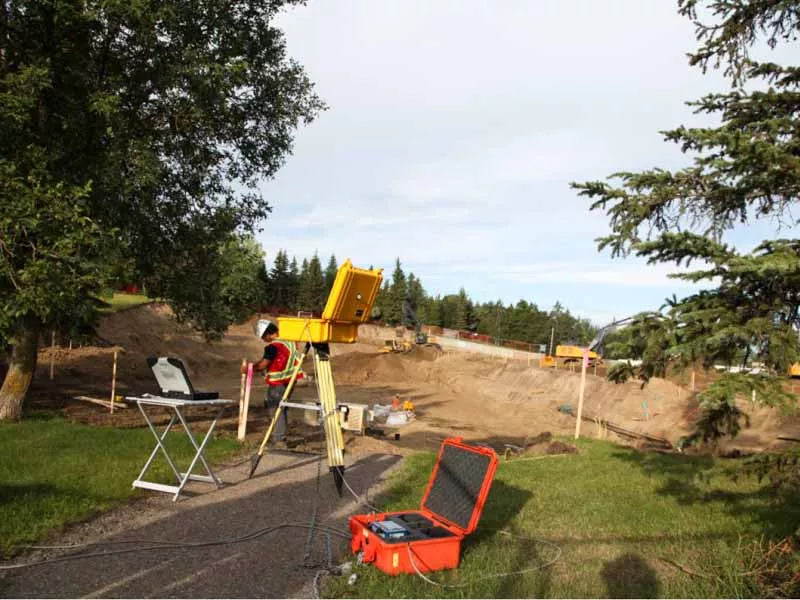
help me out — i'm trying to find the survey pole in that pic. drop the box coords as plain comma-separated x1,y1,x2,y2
574,348,589,440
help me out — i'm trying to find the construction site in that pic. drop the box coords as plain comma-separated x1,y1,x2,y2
28,301,800,458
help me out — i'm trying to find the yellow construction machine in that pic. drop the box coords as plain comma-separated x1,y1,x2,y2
539,317,632,369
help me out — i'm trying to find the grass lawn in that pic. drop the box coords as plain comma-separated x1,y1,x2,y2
326,439,800,598
0,416,241,556
100,293,153,312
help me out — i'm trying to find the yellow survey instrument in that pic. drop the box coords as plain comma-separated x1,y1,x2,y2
248,260,383,495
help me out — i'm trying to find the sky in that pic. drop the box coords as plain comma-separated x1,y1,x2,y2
254,0,793,327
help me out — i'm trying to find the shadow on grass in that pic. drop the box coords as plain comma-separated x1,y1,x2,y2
601,552,660,598
610,448,800,540
461,480,552,598
0,483,62,507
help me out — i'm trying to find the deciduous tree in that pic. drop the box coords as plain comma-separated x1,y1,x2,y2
0,0,324,419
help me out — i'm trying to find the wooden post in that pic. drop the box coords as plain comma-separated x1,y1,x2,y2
237,359,247,440
238,362,253,441
691,370,696,392
49,330,55,381
68,339,72,351
574,349,588,440
110,350,118,414
593,362,597,377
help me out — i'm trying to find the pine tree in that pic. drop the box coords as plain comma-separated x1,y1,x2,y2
324,254,338,295
307,252,326,313
268,249,291,310
407,273,427,324
386,258,406,325
571,0,800,444
288,256,300,313
297,258,311,312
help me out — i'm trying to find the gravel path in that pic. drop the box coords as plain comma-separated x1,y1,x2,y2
1,451,403,598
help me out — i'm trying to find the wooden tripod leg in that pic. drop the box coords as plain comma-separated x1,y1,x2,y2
248,343,311,478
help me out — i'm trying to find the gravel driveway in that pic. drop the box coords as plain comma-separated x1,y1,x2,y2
1,451,403,598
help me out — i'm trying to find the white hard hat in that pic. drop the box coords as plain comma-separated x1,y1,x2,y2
254,319,275,339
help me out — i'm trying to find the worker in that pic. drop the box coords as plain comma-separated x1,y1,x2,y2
242,319,304,444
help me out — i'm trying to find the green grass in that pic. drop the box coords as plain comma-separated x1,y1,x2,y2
0,416,241,555
100,293,153,312
327,439,800,598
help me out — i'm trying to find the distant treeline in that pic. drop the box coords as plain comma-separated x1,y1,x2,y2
263,251,598,348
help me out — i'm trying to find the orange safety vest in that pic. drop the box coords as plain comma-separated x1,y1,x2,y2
265,339,304,386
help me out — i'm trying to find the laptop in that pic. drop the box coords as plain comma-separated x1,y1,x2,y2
146,356,220,400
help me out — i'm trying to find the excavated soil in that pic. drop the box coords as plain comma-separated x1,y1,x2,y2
19,303,800,456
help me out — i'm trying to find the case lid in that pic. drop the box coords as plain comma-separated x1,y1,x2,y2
420,437,498,535
321,259,383,324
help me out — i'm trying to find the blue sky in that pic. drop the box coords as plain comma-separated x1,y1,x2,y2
254,0,794,326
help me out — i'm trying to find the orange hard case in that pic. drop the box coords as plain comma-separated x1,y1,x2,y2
348,437,498,575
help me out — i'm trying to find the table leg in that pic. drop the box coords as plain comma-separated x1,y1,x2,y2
134,403,183,486
173,406,227,500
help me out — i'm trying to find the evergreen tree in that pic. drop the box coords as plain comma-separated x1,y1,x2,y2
407,273,427,324
307,252,326,313
427,296,444,328
571,0,800,443
268,249,291,310
324,254,338,294
386,258,406,325
297,258,311,312
452,288,470,331
288,256,300,313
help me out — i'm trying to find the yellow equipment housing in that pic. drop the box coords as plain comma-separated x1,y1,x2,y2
555,344,600,363
790,363,800,378
277,259,383,343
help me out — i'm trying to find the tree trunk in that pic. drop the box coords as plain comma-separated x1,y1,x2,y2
0,314,41,421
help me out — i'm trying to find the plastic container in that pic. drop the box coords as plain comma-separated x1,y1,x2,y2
349,437,498,575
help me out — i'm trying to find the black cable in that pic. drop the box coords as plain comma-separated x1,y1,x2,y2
2,523,350,571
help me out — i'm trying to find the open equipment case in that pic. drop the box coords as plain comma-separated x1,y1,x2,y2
349,437,498,575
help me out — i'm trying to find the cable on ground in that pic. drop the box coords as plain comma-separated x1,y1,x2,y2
406,529,562,589
1,523,350,571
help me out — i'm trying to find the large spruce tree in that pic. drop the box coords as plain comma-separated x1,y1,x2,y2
572,0,800,444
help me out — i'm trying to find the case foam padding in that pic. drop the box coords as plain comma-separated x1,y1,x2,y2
423,444,492,530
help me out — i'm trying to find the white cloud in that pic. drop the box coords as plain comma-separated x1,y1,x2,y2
255,0,780,319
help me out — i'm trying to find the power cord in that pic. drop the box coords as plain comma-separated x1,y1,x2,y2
406,530,563,588
1,523,350,571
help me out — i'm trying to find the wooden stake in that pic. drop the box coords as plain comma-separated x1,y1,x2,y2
574,349,588,440
238,362,253,441
691,370,696,392
49,330,55,381
237,359,247,440
110,350,118,414
69,339,72,351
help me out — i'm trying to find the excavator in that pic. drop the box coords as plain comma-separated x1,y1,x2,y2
379,298,441,354
540,317,633,369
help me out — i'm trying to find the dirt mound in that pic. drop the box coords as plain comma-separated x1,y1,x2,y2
332,352,411,385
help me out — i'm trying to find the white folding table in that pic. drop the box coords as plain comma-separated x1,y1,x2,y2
126,395,235,501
